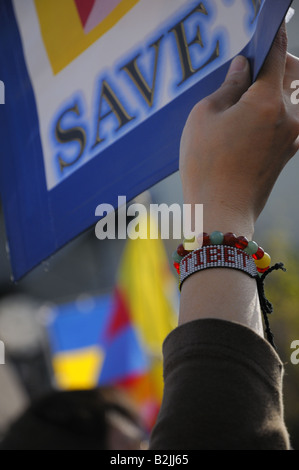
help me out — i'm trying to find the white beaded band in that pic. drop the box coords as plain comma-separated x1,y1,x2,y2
179,245,258,290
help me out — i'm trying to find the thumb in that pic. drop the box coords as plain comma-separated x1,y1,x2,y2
208,56,251,110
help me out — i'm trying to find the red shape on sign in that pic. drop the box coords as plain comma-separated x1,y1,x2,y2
74,0,96,28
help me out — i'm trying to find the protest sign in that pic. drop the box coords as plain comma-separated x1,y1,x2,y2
0,0,293,279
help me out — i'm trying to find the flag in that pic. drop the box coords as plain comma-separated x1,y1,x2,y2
115,214,179,427
46,292,149,391
46,214,178,429
0,0,293,280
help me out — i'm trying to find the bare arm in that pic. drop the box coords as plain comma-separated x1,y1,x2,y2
150,26,299,450
179,25,299,335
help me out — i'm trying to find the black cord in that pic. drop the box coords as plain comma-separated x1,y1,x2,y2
256,263,286,351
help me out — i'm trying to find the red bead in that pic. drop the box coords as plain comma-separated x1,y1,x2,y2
253,246,265,260
257,266,270,273
235,236,248,250
173,262,180,274
223,232,237,246
202,233,210,246
197,232,207,247
177,243,189,257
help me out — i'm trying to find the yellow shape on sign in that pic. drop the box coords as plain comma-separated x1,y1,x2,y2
34,0,140,74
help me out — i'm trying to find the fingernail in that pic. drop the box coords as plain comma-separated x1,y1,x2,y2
228,56,248,75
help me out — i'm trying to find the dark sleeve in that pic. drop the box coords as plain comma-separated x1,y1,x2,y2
149,318,290,450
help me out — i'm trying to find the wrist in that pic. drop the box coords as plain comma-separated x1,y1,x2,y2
183,197,255,239
202,209,255,240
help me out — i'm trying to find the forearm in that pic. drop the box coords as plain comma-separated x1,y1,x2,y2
179,267,263,336
178,28,299,337
151,25,297,451
179,204,264,338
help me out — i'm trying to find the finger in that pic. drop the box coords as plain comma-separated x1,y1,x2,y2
293,135,299,156
206,55,251,111
283,53,299,89
256,22,288,90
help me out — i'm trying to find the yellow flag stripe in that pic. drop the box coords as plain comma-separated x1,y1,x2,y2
52,345,104,390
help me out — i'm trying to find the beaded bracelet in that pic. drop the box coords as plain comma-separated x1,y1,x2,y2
178,244,258,289
172,231,286,351
172,231,271,276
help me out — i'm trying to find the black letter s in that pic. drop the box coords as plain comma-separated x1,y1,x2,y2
55,102,87,172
